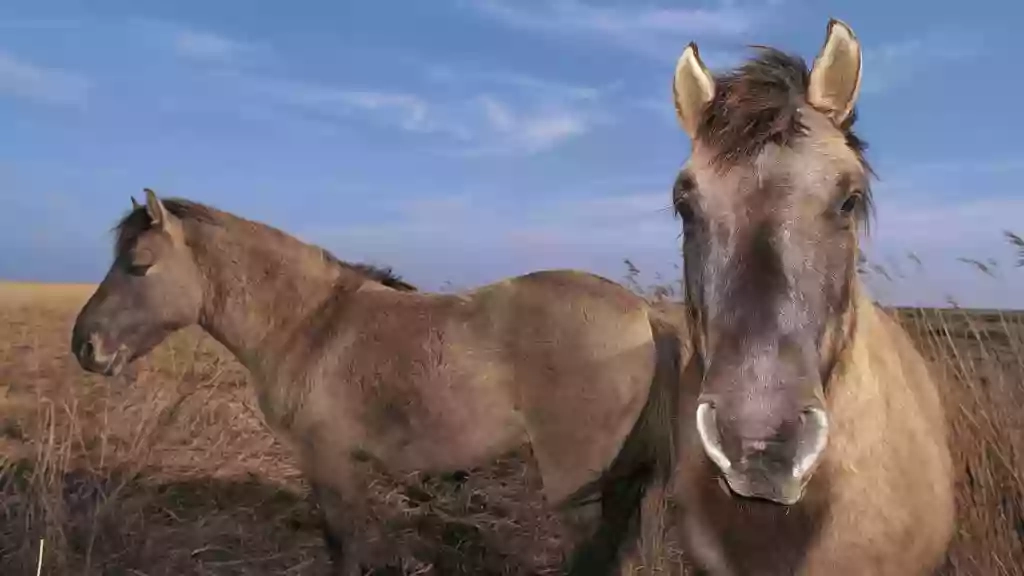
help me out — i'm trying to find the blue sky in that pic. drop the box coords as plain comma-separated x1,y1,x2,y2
1,0,1022,308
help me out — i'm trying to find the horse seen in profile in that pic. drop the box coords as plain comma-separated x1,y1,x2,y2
70,188,686,575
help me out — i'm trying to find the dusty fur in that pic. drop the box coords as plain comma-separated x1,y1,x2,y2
665,25,955,576
74,193,688,575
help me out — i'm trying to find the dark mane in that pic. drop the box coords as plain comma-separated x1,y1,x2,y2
697,47,870,171
327,255,418,292
113,198,220,257
113,196,417,292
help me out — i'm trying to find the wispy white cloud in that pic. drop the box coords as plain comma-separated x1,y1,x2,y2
121,16,613,154
424,63,609,102
336,91,435,131
224,64,610,155
129,18,265,67
266,80,438,133
453,94,595,155
0,50,91,107
173,29,257,65
416,63,611,154
479,70,606,101
234,74,468,138
463,0,764,60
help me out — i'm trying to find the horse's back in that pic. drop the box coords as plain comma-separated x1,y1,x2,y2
292,270,666,502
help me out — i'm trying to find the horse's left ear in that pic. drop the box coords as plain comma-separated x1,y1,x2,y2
143,188,170,229
808,18,862,125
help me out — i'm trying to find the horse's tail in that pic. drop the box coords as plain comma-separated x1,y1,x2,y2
562,307,687,575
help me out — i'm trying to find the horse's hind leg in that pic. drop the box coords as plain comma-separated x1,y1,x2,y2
312,481,366,576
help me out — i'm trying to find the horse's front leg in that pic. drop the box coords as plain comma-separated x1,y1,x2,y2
312,478,369,576
566,465,656,576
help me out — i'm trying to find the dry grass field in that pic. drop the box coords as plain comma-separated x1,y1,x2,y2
1,278,1022,575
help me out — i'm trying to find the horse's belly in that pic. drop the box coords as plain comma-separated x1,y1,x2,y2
363,386,529,473
391,423,529,473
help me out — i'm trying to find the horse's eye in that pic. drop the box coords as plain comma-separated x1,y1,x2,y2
675,197,696,223
838,191,861,216
127,247,156,275
673,173,697,224
126,263,152,276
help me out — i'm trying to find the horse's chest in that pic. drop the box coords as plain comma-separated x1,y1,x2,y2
681,463,829,576
251,377,304,440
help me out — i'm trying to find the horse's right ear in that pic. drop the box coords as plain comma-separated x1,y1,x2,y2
673,42,715,140
143,188,169,229
131,196,141,211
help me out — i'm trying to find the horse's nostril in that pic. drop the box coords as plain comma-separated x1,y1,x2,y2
80,339,94,360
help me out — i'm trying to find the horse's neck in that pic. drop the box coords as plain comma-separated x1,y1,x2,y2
829,284,877,387
823,285,893,453
189,223,348,373
840,287,939,416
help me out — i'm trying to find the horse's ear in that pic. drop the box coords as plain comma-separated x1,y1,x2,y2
131,196,141,211
143,188,169,228
808,18,862,125
673,42,715,140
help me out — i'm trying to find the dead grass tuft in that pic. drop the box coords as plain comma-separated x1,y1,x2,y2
896,306,1024,575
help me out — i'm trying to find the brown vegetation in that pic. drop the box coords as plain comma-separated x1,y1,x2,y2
896,305,1024,575
1,268,1022,574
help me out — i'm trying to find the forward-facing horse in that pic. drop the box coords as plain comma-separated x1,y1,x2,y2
663,19,955,575
70,189,684,575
